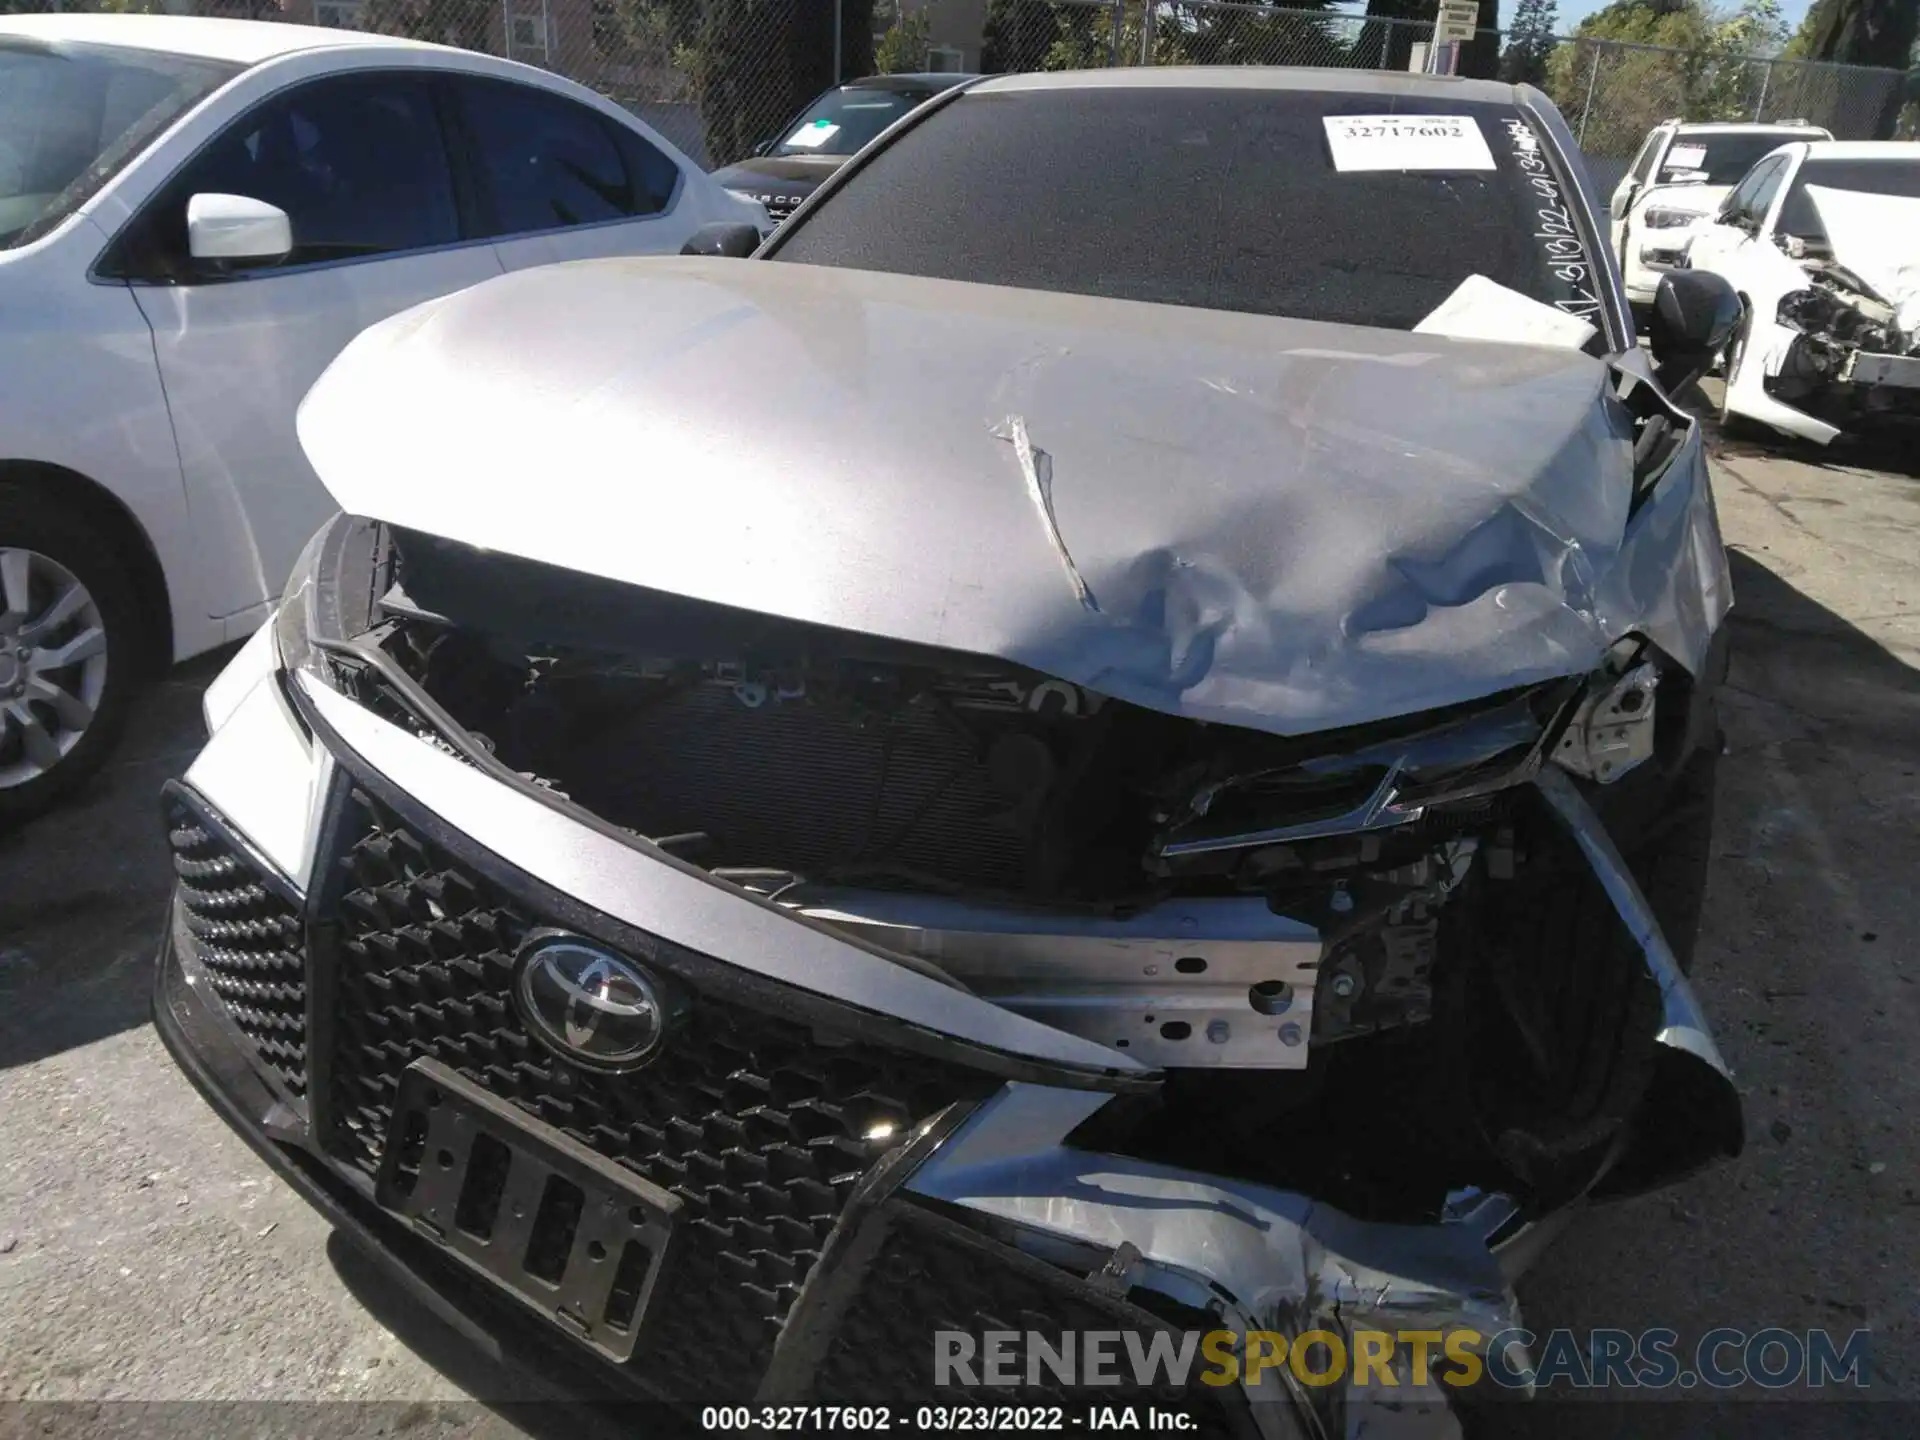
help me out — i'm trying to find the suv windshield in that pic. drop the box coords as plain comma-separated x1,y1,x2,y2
766,84,938,159
773,87,1607,334
1659,132,1810,186
0,38,238,249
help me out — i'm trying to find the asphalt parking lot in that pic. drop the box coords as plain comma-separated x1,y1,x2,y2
2,402,1916,1435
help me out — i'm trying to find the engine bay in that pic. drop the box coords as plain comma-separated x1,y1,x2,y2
311,525,1689,1222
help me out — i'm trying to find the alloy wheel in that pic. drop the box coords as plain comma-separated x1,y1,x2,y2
0,546,110,789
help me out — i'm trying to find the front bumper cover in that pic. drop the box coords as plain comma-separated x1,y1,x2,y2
154,636,1743,1434
153,906,1275,1434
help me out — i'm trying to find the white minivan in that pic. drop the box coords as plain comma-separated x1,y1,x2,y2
0,14,766,820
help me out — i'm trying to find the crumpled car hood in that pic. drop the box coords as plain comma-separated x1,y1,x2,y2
299,257,1656,738
1804,184,1920,324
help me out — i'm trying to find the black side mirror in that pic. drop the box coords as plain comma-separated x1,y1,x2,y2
680,222,763,259
1648,270,1740,394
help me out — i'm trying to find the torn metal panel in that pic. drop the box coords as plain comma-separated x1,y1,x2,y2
1533,766,1744,1194
907,1084,1525,1418
1552,661,1657,783
1591,412,1730,679
298,258,1722,741
784,890,1322,1069
993,413,1098,613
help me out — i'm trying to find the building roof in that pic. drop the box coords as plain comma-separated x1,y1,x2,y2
0,13,445,66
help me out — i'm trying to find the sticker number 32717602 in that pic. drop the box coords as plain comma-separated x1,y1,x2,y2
1323,114,1496,173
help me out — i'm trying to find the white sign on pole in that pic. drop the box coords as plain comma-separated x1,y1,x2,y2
1434,0,1478,45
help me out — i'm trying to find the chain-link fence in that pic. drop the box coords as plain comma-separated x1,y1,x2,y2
1545,38,1911,162
19,0,1915,175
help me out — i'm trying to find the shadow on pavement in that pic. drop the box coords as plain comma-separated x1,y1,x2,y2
1710,424,1920,482
327,1233,696,1440
1722,549,1920,751
1482,566,1917,1425
0,648,235,1071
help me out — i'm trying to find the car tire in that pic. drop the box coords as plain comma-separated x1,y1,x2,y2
0,484,144,827
1447,744,1718,1209
1624,744,1719,978
1716,305,1761,438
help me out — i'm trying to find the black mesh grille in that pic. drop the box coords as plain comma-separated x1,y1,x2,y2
166,797,308,1098
320,787,1000,1396
816,1204,1253,1435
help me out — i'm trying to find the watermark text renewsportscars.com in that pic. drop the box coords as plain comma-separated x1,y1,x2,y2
934,1327,1872,1391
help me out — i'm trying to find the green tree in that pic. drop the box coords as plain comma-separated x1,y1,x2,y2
1180,0,1341,68
1459,0,1506,77
1544,0,1714,155
1803,0,1920,135
697,0,875,167
874,7,930,71
1780,1,1824,53
361,0,493,49
1693,0,1791,117
1500,0,1561,85
1365,0,1433,70
1544,0,1830,152
980,0,1059,71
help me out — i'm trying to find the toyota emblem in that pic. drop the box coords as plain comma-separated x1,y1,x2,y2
513,933,672,1071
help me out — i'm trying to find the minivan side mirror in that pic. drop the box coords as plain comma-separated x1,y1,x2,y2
186,193,292,265
1610,184,1637,221
1648,270,1740,394
680,222,763,259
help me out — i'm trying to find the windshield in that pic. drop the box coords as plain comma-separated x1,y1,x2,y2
0,39,238,249
774,87,1607,335
1658,132,1808,187
766,85,934,158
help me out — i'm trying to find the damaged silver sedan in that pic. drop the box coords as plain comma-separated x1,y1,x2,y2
155,69,1746,1436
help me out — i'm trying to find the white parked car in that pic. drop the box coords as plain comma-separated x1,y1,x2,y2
1683,139,1920,444
0,14,766,820
1608,119,1830,311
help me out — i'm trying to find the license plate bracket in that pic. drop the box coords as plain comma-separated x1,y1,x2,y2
373,1057,678,1363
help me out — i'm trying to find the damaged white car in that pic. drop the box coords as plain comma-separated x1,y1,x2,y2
1607,118,1831,315
155,70,1745,1435
1685,138,1920,444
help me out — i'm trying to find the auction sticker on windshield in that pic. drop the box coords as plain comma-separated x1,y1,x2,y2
1323,115,1495,173
785,119,841,149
